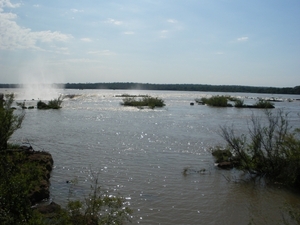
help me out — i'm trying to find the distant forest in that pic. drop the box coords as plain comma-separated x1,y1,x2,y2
1,83,300,95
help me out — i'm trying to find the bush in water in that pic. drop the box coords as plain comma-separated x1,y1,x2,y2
218,109,300,186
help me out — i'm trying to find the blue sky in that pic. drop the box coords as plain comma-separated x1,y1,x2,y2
0,0,299,87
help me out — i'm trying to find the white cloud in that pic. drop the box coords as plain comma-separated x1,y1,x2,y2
160,30,169,38
33,4,40,8
0,0,21,9
87,50,116,56
80,38,92,42
71,8,83,13
167,19,177,23
105,18,123,25
237,36,248,42
0,0,72,51
123,31,134,35
65,58,102,63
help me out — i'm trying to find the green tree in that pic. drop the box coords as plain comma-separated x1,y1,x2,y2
0,93,25,150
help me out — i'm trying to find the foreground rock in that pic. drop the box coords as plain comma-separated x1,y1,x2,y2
4,148,54,204
26,150,54,204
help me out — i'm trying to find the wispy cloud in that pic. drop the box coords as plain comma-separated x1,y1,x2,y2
123,31,134,35
71,8,84,13
33,4,40,8
167,19,177,23
105,18,123,25
237,36,248,42
0,0,72,51
87,50,116,56
159,30,169,39
80,38,92,42
65,58,101,63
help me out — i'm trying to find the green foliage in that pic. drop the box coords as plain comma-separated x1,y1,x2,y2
200,95,275,108
201,96,229,107
234,99,245,108
219,110,300,185
211,146,233,163
0,93,25,150
121,96,165,109
253,99,275,108
37,96,64,110
66,172,132,225
0,152,43,224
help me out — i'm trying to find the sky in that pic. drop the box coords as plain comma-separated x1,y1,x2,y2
0,0,299,87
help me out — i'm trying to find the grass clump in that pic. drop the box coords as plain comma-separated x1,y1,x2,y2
37,95,64,109
121,96,165,109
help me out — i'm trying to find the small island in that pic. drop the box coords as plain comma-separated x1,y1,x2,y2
120,96,165,109
196,95,275,108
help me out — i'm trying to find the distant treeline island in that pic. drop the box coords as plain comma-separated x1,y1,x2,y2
1,83,300,94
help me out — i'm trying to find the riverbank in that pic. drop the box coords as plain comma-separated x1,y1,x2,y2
1,148,53,204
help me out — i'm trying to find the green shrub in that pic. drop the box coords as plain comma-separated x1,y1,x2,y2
201,96,229,107
37,96,63,110
219,110,300,186
234,99,245,108
66,172,132,225
253,99,275,108
0,93,25,150
211,146,233,163
0,152,43,224
121,96,165,109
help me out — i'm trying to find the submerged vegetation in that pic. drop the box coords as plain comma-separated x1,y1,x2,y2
121,96,165,109
37,95,64,109
212,110,300,186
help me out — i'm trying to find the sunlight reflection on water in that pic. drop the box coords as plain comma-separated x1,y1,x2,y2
7,88,300,224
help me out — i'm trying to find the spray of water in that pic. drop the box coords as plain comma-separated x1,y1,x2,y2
16,59,65,101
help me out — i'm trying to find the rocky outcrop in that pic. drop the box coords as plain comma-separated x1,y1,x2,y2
35,201,62,219
26,150,54,204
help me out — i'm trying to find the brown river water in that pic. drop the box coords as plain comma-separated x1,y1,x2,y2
4,88,300,224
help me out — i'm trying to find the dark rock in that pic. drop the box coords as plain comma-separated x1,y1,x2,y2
36,202,61,214
217,161,233,169
26,151,54,204
35,202,62,219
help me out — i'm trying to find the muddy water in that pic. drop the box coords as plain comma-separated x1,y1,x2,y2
8,88,300,224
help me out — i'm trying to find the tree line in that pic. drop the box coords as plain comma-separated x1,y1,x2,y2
1,83,300,94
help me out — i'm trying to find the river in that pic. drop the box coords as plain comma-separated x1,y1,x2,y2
4,88,300,224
